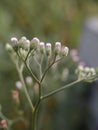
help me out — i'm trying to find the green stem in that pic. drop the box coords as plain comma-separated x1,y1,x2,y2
41,79,83,100
16,64,35,112
40,55,56,83
24,61,40,83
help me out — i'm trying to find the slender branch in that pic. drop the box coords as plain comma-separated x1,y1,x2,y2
16,63,35,112
16,50,40,83
40,55,56,83
24,61,40,83
24,49,31,62
41,79,83,100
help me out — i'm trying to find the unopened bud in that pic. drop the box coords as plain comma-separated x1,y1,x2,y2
0,120,7,129
89,68,96,75
26,76,33,85
46,43,51,56
12,90,20,105
30,37,40,50
39,42,45,54
11,37,18,51
16,81,22,89
6,43,13,53
62,46,69,56
84,67,90,73
19,48,28,60
54,42,61,55
11,37,18,44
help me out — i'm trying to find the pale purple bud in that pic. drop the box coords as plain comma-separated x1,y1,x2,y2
11,37,18,44
46,43,51,56
54,42,61,55
39,42,45,54
62,46,69,56
70,49,78,56
72,56,79,62
30,37,40,50
26,40,30,44
79,61,86,67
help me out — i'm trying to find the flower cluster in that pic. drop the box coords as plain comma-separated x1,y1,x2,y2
75,65,98,82
6,37,69,61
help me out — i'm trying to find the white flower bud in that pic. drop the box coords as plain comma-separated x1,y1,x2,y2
30,37,40,50
5,43,13,53
19,48,28,60
46,43,51,56
89,68,96,75
78,65,84,71
39,42,45,54
62,46,69,56
21,36,27,41
54,42,61,55
11,37,18,44
84,67,90,73
16,81,22,89
10,37,18,51
26,76,33,85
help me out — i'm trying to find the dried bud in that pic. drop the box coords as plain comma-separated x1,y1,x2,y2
12,90,20,105
54,42,61,55
12,90,19,100
0,120,7,129
46,43,51,56
39,42,45,54
30,37,40,50
61,46,69,56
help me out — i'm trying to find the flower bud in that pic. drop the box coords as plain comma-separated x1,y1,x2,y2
19,48,28,60
12,90,20,105
26,76,33,86
84,67,90,73
18,36,29,50
5,43,13,53
16,81,22,89
39,42,45,54
54,42,61,55
61,46,69,56
11,37,18,44
0,120,7,129
89,68,96,75
46,43,51,56
10,37,18,51
30,37,40,50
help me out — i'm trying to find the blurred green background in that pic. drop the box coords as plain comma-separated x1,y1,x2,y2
0,0,98,130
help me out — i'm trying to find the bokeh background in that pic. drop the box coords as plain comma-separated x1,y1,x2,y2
0,0,98,130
